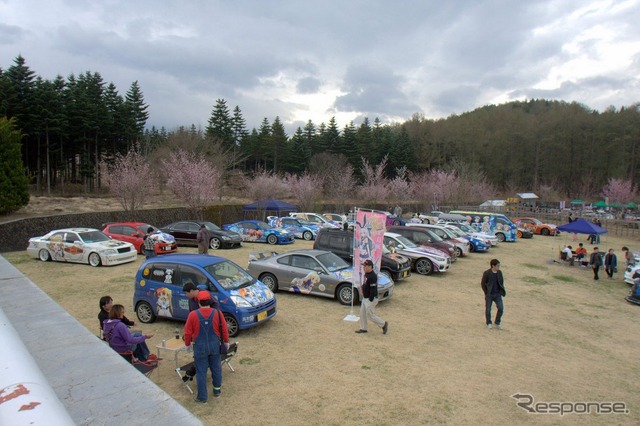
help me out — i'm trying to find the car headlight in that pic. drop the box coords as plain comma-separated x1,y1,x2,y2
103,249,117,255
221,236,230,240
230,295,252,307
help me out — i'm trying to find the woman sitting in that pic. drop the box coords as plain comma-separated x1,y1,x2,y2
103,304,156,362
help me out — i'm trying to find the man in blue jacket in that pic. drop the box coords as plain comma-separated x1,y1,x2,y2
481,259,506,330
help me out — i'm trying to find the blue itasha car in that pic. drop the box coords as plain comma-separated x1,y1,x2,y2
133,254,277,337
222,220,295,245
267,216,320,241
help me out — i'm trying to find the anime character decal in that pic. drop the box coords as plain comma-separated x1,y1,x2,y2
155,287,173,317
353,210,386,288
290,271,321,294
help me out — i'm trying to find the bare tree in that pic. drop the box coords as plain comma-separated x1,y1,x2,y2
284,172,323,211
328,163,356,213
100,147,156,212
359,155,390,204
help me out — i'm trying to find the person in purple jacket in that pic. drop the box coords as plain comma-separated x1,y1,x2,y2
103,304,156,362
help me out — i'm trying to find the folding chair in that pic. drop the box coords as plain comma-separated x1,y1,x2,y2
118,351,159,377
175,342,239,394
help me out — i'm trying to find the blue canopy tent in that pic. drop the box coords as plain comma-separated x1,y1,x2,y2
242,199,297,220
557,218,607,235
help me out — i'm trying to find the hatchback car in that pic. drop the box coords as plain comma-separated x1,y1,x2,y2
27,228,137,267
133,254,276,337
246,249,394,305
102,222,177,254
160,221,243,250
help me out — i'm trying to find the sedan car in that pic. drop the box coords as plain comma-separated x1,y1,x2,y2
160,221,243,250
384,232,451,275
289,212,341,228
513,217,559,236
27,228,137,267
102,222,177,254
267,216,320,240
246,249,394,305
441,224,490,252
223,220,295,245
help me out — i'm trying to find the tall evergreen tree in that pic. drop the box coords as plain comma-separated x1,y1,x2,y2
0,118,29,214
270,116,288,173
206,98,233,149
122,80,149,149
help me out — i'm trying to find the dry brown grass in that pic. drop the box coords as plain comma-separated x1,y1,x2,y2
5,229,640,425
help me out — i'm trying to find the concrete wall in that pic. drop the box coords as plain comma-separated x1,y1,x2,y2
0,255,202,426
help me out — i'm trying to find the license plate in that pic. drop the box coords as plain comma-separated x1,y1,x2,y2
402,270,408,278
257,311,267,321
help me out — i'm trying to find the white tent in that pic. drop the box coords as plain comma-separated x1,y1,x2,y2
479,200,506,207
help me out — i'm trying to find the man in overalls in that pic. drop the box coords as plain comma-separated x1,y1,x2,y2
184,290,229,403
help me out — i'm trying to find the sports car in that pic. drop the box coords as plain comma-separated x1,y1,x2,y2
160,221,242,250
383,232,451,275
27,228,137,267
513,217,559,236
441,224,490,252
222,220,295,245
102,222,177,254
289,212,341,228
267,216,320,240
246,249,394,305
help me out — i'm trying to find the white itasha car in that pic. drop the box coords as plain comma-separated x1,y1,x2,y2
623,253,640,284
27,228,137,267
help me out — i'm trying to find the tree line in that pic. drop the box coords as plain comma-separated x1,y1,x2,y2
2,54,640,204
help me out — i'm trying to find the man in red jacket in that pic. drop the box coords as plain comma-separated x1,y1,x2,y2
184,290,229,403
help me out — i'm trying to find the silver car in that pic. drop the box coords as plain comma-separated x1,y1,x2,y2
247,249,394,305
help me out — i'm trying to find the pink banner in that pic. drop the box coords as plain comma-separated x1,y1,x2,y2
353,209,386,287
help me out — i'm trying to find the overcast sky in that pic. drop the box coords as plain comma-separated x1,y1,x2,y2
1,0,639,134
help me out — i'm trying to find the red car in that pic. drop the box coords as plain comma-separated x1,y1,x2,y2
102,222,178,254
513,217,559,236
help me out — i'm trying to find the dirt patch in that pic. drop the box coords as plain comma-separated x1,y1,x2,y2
5,230,640,425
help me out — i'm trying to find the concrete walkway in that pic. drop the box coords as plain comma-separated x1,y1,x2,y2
0,255,202,426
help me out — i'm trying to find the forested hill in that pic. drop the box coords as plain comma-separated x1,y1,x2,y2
402,99,639,196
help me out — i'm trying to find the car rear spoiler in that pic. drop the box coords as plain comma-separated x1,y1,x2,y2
249,251,279,262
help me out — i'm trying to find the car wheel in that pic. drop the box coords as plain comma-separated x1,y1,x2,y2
337,283,358,305
455,247,463,258
260,273,278,292
380,270,393,281
88,252,102,267
267,234,278,245
303,231,313,241
137,244,144,254
224,313,239,337
38,249,51,262
393,219,401,226
415,258,433,275
136,301,156,323
496,233,506,242
541,228,550,236
517,230,523,238
209,237,221,250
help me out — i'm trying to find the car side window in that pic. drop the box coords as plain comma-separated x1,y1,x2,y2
110,225,123,235
413,232,430,243
122,226,137,235
173,223,189,232
65,233,79,243
277,255,291,266
290,255,322,271
329,235,349,251
143,263,177,285
187,223,200,232
179,265,209,288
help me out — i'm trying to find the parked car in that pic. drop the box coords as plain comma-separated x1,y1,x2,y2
133,254,276,337
267,216,319,240
313,227,412,281
515,225,534,239
27,228,137,267
160,221,242,250
102,222,177,254
289,212,341,228
246,249,394,305
323,213,348,224
403,224,470,258
387,225,457,260
383,232,451,275
513,217,559,236
443,221,499,246
223,220,295,245
440,224,490,253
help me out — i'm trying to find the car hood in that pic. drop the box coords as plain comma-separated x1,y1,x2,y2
90,240,132,250
213,229,242,239
399,246,449,259
231,282,275,305
152,231,175,243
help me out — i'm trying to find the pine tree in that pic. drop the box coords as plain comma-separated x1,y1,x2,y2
123,81,149,148
206,99,233,150
271,116,288,173
0,118,29,214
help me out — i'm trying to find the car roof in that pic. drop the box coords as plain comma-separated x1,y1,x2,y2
105,222,150,227
51,228,99,233
141,253,228,267
277,249,334,257
384,232,402,238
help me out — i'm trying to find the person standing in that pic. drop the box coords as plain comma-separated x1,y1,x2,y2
480,259,506,330
604,248,618,279
143,227,156,259
622,246,636,268
197,224,210,255
590,247,603,281
184,290,229,403
355,259,388,335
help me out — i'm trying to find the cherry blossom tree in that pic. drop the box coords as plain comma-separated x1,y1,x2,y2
284,172,324,211
100,147,156,212
387,166,411,204
241,168,289,201
162,149,222,211
327,163,356,212
359,155,390,204
602,178,637,204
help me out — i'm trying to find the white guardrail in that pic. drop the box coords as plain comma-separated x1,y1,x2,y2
0,308,74,426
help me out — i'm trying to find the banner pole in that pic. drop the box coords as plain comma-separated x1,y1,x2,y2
344,206,359,322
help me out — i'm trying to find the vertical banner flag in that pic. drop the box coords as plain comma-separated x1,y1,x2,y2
353,209,387,287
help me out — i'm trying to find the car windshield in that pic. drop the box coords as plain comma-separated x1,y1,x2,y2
439,227,457,238
457,223,473,232
531,218,543,225
204,260,255,290
448,227,466,237
424,229,444,242
78,231,110,243
315,252,350,272
204,222,221,231
296,218,313,226
394,235,418,249
138,224,157,233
